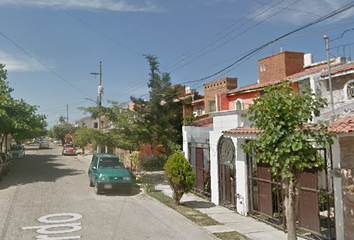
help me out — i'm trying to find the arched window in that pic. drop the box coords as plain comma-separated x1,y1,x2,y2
344,80,354,100
235,99,244,110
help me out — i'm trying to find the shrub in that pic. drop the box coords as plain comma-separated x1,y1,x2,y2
129,151,140,171
164,151,195,204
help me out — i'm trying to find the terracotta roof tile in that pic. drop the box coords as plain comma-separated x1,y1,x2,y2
188,116,213,127
329,114,354,134
320,62,354,77
192,98,204,104
223,127,261,134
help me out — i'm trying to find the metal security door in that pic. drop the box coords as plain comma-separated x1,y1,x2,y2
218,137,236,209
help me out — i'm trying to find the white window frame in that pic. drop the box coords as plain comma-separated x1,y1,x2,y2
344,79,354,101
235,99,244,110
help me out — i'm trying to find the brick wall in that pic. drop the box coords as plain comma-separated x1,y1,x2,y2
203,77,237,114
258,51,304,84
339,136,354,240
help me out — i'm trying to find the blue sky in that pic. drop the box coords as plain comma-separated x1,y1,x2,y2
1,0,354,129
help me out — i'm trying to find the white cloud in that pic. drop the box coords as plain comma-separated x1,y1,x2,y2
249,0,354,25
0,51,46,72
0,0,159,12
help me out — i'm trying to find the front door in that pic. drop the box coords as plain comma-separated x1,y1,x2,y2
218,137,236,209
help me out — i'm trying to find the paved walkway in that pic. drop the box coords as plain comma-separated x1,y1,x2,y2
155,184,306,240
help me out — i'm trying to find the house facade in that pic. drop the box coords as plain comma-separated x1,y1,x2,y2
183,50,354,239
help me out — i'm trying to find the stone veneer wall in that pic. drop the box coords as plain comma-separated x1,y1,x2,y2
339,136,354,240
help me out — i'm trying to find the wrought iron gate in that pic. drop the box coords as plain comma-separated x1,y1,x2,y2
247,148,336,239
218,137,236,209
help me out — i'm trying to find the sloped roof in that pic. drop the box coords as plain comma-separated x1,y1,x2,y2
223,127,261,134
329,114,354,134
188,116,213,127
320,62,354,77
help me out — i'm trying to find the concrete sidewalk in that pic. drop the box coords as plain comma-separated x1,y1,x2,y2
155,184,306,240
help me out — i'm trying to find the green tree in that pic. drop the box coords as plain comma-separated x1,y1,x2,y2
74,127,102,154
0,63,47,148
52,122,76,146
241,81,333,240
8,99,47,144
164,151,195,204
131,54,183,156
100,101,141,152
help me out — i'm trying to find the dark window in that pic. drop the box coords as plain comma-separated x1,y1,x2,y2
98,158,123,168
94,122,98,128
209,101,216,112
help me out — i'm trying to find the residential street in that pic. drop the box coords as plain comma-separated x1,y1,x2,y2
0,144,217,240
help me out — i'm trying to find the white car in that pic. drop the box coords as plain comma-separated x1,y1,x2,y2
9,145,25,158
39,141,50,149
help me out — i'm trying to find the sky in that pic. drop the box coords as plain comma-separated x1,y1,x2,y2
1,0,354,129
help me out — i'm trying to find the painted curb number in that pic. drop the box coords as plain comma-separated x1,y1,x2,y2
22,213,82,239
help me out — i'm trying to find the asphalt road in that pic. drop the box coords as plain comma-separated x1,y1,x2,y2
0,144,217,240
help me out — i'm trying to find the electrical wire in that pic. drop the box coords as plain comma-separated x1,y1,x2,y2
162,0,290,72
46,0,142,57
176,1,354,85
0,31,93,99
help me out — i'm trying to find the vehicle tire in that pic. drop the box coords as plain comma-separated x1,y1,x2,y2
89,177,94,187
94,180,101,194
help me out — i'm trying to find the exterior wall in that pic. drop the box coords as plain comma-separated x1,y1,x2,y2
315,71,354,120
74,116,98,129
339,136,354,239
258,51,304,84
209,110,251,211
182,125,213,163
228,91,258,110
204,77,237,115
220,92,229,111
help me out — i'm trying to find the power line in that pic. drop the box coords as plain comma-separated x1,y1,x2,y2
330,27,354,42
0,31,93,99
162,0,290,72
162,0,301,80
177,1,354,85
46,0,142,57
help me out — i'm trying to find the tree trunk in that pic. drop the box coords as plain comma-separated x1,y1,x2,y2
283,177,298,240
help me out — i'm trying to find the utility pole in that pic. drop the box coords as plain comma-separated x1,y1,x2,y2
91,62,103,153
66,104,69,123
90,61,103,107
324,35,335,121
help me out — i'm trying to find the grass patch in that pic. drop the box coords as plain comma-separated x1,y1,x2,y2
214,231,250,240
148,191,220,226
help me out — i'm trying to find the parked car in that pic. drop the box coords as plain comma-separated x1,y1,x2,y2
39,141,50,149
88,153,133,195
0,152,11,175
9,145,25,159
62,144,77,156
